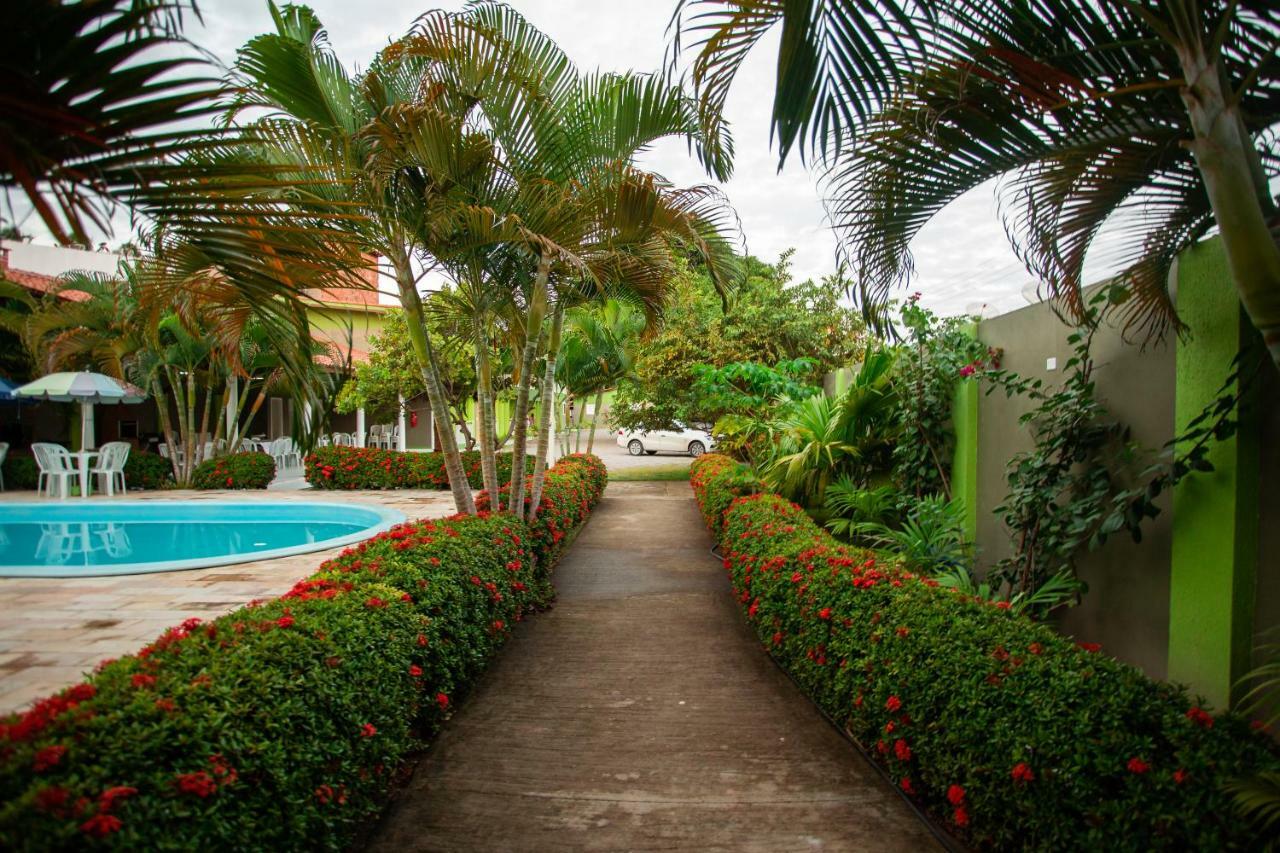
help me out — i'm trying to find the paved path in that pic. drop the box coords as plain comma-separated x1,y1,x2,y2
368,481,937,852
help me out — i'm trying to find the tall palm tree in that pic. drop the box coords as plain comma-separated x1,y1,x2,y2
671,1,1280,367
400,4,743,519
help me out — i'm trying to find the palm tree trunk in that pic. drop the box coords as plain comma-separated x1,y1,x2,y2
527,301,565,521
473,316,501,510
197,381,215,466
508,255,550,513
153,381,182,482
392,253,476,514
1175,36,1280,369
184,370,197,483
211,383,229,454
586,388,604,454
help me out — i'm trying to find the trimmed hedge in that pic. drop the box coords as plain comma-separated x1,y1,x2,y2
191,452,276,490
304,446,533,490
0,454,606,850
1,450,173,492
690,453,1278,851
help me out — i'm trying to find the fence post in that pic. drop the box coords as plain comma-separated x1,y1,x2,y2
1168,238,1260,709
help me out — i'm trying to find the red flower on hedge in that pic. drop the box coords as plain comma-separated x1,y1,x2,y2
175,771,217,797
364,597,387,609
275,614,295,629
894,739,912,761
81,813,123,838
947,784,965,806
361,723,377,738
98,785,138,812
436,692,450,709
818,607,832,620
416,633,428,647
33,744,67,772
1011,762,1035,783
885,695,902,713
409,665,423,678
131,673,157,689
953,806,969,827
1174,768,1189,784
1185,706,1213,728
1127,757,1150,775
1077,641,1102,653
899,777,914,794
1028,642,1043,655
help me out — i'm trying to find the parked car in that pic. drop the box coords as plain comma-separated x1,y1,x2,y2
616,424,715,457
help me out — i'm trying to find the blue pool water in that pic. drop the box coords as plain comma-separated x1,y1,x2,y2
0,502,405,577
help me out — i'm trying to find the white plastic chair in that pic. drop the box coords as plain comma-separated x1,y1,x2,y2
368,424,382,448
317,434,331,447
0,441,7,491
269,437,300,470
332,432,352,447
90,441,131,496
32,443,76,499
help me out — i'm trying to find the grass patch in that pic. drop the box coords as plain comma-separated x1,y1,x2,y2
608,465,691,482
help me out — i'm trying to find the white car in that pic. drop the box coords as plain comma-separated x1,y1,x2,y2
616,424,715,457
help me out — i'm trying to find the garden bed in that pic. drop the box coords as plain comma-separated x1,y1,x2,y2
690,453,1278,850
0,454,606,850
305,446,534,490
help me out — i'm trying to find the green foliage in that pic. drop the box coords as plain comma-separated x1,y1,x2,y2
760,348,897,507
190,452,275,490
0,455,605,849
822,478,900,544
612,252,863,431
690,454,1280,851
932,565,1083,618
305,447,531,491
692,358,817,416
890,297,991,501
857,494,969,574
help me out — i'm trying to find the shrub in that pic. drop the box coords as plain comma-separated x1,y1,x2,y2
0,450,173,492
304,447,532,490
191,452,275,490
123,451,173,490
0,455,606,850
690,453,1279,851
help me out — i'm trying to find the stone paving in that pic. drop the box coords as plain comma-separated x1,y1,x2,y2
0,487,456,715
367,481,938,851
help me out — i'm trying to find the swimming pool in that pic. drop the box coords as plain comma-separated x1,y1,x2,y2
0,502,406,577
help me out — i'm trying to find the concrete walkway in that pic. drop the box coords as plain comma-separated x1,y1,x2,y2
368,481,937,852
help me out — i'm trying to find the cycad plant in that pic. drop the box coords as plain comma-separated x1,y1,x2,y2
672,1,1280,367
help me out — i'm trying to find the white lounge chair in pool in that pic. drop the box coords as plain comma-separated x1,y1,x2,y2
32,443,75,499
91,441,131,496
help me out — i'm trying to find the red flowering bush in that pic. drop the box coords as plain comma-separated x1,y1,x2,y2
190,452,275,490
690,453,1279,851
304,447,531,490
0,455,605,850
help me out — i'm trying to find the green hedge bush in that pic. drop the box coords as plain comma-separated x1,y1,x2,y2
1,450,173,492
0,454,606,850
304,446,533,490
689,453,1278,851
191,452,276,490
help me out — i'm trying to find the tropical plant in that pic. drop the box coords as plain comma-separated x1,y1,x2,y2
822,478,900,543
855,494,970,573
762,348,898,507
556,299,645,454
671,1,1280,369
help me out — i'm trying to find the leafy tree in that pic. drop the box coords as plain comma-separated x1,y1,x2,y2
613,252,863,429
556,299,645,454
336,308,477,450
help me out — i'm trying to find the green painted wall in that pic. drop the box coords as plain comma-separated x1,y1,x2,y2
1169,238,1261,708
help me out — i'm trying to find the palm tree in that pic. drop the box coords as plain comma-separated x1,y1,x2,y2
557,299,645,454
671,1,1280,367
399,5,743,519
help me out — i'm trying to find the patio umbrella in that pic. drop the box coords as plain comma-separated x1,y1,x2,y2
13,371,147,451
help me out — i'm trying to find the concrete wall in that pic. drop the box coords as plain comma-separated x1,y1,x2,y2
975,295,1178,676
972,243,1279,690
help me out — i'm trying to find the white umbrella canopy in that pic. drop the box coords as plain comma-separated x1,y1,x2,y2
14,371,148,451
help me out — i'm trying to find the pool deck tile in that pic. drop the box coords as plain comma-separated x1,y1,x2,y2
0,487,457,716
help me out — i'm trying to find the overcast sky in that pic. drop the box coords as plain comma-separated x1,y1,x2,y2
33,1,1137,317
